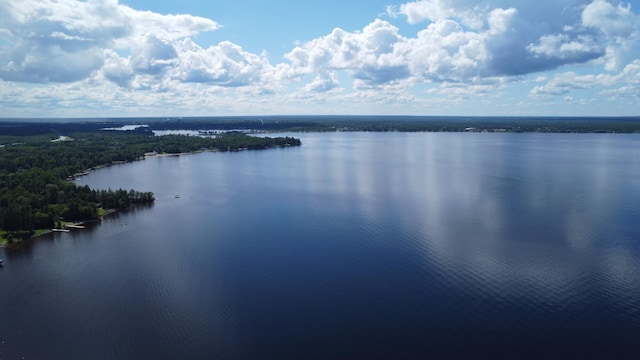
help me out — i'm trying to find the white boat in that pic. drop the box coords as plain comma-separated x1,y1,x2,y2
0,259,3,264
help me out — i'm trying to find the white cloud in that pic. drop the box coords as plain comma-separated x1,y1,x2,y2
121,8,221,42
530,72,607,95
0,0,219,83
390,0,639,77
428,78,506,97
172,39,271,87
0,0,639,116
102,49,133,87
529,60,640,96
282,11,515,89
283,20,411,88
581,0,640,70
130,35,179,76
396,0,487,29
487,7,517,35
330,1,636,87
600,59,640,98
582,0,636,37
303,72,340,93
403,19,489,81
527,34,602,60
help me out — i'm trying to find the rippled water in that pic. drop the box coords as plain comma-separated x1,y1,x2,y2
2,132,640,358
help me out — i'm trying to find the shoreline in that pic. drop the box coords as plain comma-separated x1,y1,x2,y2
2,133,298,246
2,149,214,247
69,150,214,181
1,209,120,248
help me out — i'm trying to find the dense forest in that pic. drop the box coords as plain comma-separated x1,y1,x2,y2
0,130,301,242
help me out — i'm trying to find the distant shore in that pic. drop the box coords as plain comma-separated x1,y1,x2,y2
2,116,640,136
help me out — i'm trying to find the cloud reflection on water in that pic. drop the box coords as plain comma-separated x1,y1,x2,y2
297,132,640,304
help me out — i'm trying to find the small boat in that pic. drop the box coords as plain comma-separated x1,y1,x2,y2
0,259,3,264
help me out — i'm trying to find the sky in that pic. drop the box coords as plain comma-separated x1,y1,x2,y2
0,0,639,118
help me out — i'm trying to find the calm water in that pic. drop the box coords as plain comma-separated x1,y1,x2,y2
1,132,640,358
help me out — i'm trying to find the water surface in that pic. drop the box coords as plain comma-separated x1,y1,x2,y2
1,132,640,358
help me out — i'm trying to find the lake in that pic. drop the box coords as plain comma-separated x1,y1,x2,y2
1,132,640,358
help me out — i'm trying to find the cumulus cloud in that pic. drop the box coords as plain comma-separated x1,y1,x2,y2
582,0,636,37
171,39,271,87
130,35,179,76
386,0,638,78
402,19,489,81
327,0,639,102
303,72,340,93
582,0,640,70
102,50,133,87
530,59,640,96
0,0,219,83
395,0,487,29
530,72,612,95
527,34,601,59
285,0,639,90
0,0,639,115
283,20,411,88
122,9,221,42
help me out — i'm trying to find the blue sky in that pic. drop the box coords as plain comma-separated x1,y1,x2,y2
1,0,639,117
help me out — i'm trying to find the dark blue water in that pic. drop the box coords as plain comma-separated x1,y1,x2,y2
2,132,640,358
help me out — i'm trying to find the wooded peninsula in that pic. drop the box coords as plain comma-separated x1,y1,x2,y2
0,124,301,244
